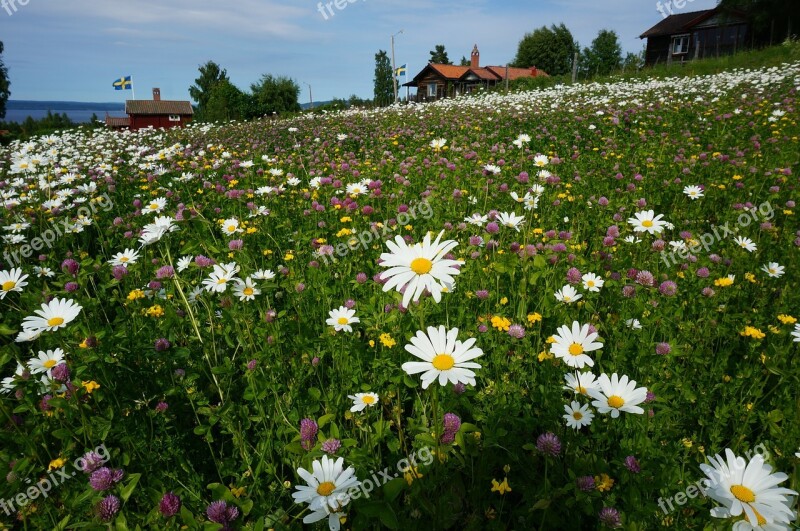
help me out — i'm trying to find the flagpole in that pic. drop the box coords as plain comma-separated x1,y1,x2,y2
131,75,135,100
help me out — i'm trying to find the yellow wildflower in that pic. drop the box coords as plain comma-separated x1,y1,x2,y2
527,313,542,324
594,473,614,492
491,477,511,495
777,314,796,325
499,297,508,305
83,381,100,393
740,326,765,339
714,276,734,287
403,466,422,486
284,252,294,261
48,457,67,471
127,289,146,301
537,351,554,362
144,305,165,318
490,316,511,331
379,333,396,348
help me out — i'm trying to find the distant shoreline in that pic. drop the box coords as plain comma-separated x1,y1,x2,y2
4,100,128,124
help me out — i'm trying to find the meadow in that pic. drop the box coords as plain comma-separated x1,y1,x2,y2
0,60,799,530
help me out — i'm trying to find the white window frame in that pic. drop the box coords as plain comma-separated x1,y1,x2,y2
427,83,437,98
168,114,181,122
671,34,690,55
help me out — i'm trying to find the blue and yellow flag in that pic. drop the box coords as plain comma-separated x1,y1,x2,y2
112,76,132,90
395,64,407,77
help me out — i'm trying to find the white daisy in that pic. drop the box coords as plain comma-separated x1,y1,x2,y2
176,256,193,272
625,318,643,330
563,371,598,396
484,164,501,175
464,213,487,226
292,455,360,516
21,298,82,333
760,262,784,278
202,266,237,293
550,321,602,369
791,324,800,343
627,210,668,235
496,212,525,231
139,216,178,246
683,185,704,200
563,400,594,429
534,154,549,167
143,197,167,214
0,268,29,299
401,325,483,389
699,448,797,528
1,363,26,394
581,273,604,292
326,306,359,332
733,236,757,253
221,218,243,236
379,230,463,308
27,348,66,375
430,138,447,150
348,392,379,412
252,269,276,281
554,284,582,304
232,277,261,301
107,248,140,267
588,373,648,418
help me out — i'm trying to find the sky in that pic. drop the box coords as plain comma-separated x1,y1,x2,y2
1,0,719,104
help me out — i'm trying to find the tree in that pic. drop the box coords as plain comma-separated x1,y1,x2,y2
622,51,644,73
512,23,578,76
203,80,247,122
717,0,800,43
459,56,470,66
248,74,300,117
0,42,10,120
580,29,622,78
373,50,393,107
429,45,451,64
189,61,229,111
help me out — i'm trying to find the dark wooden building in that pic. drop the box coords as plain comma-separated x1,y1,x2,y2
403,45,548,102
640,8,750,66
105,88,193,130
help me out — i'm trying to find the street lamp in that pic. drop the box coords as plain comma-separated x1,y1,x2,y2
303,82,313,110
391,29,404,103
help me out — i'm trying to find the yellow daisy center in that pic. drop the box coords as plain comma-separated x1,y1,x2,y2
730,484,756,503
337,317,348,325
43,359,57,368
120,256,129,262
316,481,336,496
243,287,254,296
217,278,227,284
47,317,64,327
227,226,236,232
563,295,572,302
568,343,584,356
149,203,158,209
642,220,653,228
576,385,587,395
410,257,433,275
2,280,16,291
607,395,625,408
587,280,595,287
572,411,583,420
362,395,375,404
432,354,455,371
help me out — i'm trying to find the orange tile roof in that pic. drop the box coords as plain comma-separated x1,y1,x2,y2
125,100,193,115
428,63,470,80
485,66,548,80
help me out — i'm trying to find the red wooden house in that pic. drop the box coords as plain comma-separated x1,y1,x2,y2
106,88,193,130
403,45,548,102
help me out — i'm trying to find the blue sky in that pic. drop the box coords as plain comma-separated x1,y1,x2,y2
2,0,719,103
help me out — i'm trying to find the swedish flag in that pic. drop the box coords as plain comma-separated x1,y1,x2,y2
112,76,132,90
395,64,407,77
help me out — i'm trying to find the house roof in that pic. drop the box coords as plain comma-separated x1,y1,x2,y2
125,100,194,115
404,62,548,87
105,117,130,128
639,9,716,38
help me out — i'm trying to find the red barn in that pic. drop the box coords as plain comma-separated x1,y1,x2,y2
106,88,193,130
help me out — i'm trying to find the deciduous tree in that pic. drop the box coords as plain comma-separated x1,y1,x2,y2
512,24,577,76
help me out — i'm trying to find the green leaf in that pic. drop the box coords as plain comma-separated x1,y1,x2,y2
120,473,141,502
317,413,335,428
382,477,406,502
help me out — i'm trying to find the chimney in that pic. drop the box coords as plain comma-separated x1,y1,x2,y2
152,88,161,101
530,66,538,77
471,44,479,68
